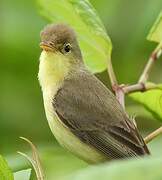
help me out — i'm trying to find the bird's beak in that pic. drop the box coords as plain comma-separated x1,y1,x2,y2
40,42,55,52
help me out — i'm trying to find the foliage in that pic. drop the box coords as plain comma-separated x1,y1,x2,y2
64,157,162,180
147,11,162,43
0,155,13,180
0,154,31,180
130,87,162,121
1,0,162,180
13,169,31,180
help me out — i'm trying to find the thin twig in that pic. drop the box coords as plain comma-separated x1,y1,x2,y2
144,126,162,144
107,44,162,109
138,43,162,84
123,83,145,94
123,82,162,94
118,44,162,95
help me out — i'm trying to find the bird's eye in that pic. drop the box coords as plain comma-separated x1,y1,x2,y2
63,43,71,53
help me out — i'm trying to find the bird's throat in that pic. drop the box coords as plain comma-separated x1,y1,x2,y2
38,51,71,93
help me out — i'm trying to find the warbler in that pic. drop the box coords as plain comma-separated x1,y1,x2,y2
38,24,149,164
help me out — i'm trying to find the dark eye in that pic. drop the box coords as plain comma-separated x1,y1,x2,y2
63,43,71,53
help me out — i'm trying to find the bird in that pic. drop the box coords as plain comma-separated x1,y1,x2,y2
38,23,150,164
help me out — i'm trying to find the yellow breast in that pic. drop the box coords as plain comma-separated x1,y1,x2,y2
38,51,107,163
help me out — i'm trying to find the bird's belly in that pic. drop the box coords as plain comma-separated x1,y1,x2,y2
43,94,107,164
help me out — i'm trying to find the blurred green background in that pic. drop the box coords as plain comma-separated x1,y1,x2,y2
1,0,162,179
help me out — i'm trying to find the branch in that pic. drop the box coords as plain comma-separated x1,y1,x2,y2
118,44,162,95
123,83,145,94
123,82,161,94
144,126,162,144
115,87,125,108
107,58,126,108
107,44,162,108
138,43,162,84
107,58,118,87
107,38,162,148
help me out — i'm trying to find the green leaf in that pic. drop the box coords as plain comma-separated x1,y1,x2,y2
64,157,162,180
129,87,162,121
14,169,31,180
0,155,13,180
147,11,162,43
37,0,112,73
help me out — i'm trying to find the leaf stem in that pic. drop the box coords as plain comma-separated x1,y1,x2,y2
107,58,118,87
144,126,162,144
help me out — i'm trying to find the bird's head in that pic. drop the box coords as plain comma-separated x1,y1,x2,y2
40,24,83,65
38,24,84,90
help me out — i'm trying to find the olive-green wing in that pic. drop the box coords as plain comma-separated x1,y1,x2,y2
53,70,149,159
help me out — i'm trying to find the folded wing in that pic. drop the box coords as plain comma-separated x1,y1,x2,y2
53,70,150,159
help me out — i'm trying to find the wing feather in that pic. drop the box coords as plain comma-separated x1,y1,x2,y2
53,70,150,159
